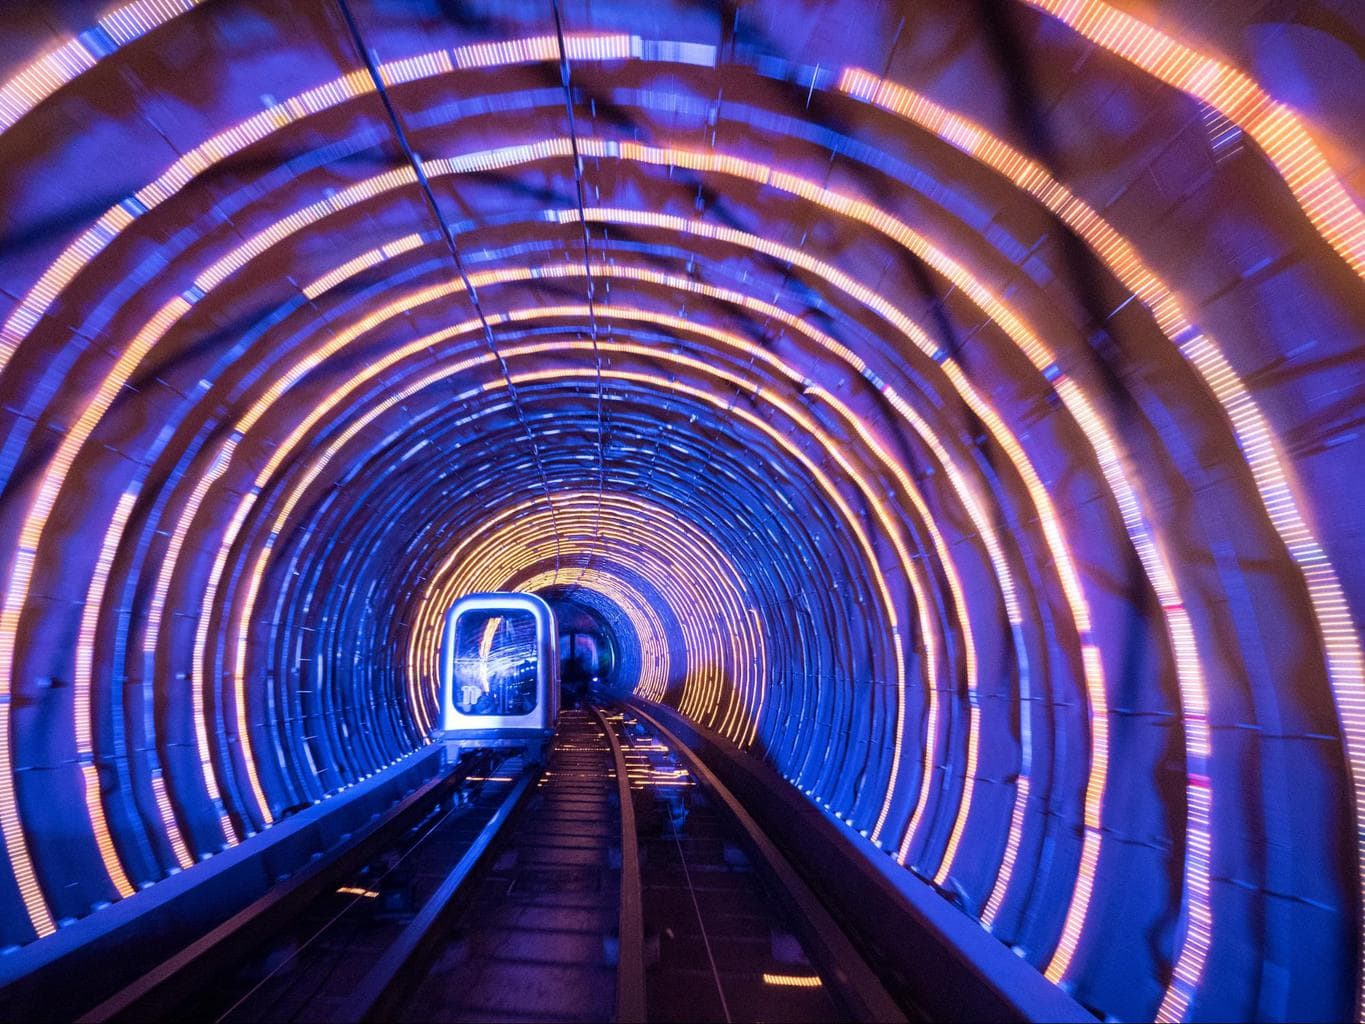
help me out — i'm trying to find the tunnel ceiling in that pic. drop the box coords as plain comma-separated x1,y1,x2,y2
0,1,1362,1019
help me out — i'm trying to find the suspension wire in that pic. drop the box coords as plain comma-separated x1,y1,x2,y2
551,0,607,588
334,0,562,576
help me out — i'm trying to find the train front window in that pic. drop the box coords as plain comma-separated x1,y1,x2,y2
451,608,539,717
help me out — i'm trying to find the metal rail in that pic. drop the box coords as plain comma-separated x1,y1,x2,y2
78,757,467,1023
337,764,540,1023
83,705,901,1023
589,705,647,1024
626,702,907,1024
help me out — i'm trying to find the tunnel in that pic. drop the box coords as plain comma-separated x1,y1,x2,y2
0,1,1361,1021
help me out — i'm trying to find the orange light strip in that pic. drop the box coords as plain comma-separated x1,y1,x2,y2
0,70,1034,936
0,33,651,379
150,771,193,871
504,502,748,710
762,973,823,988
419,492,763,741
0,64,1332,972
0,1,206,135
212,315,921,762
838,64,1364,1003
8,198,1048,947
73,490,139,898
1021,0,1364,279
434,525,703,710
190,490,272,833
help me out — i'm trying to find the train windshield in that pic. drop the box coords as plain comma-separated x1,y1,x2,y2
450,608,539,717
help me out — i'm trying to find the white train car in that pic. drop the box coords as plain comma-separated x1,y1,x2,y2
437,591,560,760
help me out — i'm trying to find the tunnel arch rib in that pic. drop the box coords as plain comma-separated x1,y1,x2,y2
0,3,1360,1021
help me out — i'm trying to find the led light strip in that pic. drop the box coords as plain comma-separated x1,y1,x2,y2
0,1,205,134
1019,0,1364,279
15,192,1069,950
514,561,670,701
190,490,272,832
222,334,897,754
0,32,656,378
838,64,1363,1008
0,46,1343,895
536,325,929,761
213,358,748,769
518,567,669,701
432,500,756,731
227,312,930,762
73,490,139,897
142,442,239,848
299,244,1031,886
425,385,797,748
435,524,715,716
3,7,1351,283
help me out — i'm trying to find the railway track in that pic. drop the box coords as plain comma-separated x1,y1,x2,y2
90,705,905,1023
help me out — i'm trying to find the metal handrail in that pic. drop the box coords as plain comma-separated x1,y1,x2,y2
338,765,539,1023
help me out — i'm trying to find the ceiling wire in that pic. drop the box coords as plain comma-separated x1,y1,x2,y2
551,0,608,591
333,0,562,575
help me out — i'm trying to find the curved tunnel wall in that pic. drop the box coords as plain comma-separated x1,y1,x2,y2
0,1,1361,1019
